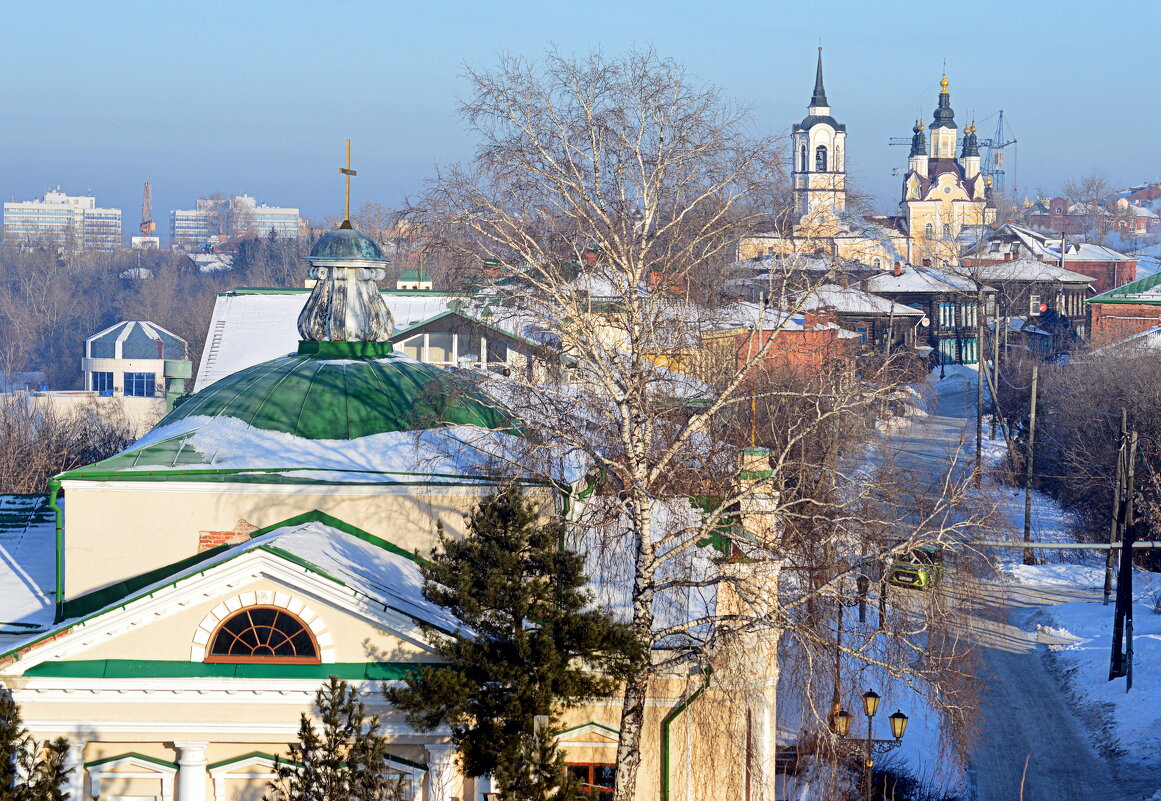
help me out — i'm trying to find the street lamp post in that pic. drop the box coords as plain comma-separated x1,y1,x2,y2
833,688,908,801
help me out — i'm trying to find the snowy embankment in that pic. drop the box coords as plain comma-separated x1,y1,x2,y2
1003,561,1161,766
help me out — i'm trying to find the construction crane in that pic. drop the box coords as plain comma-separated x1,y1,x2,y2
140,182,156,238
978,110,1016,195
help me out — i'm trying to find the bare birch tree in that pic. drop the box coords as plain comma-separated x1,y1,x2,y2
407,49,995,800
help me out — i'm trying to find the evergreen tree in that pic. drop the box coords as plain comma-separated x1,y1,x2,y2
386,486,644,801
267,676,407,801
0,686,73,801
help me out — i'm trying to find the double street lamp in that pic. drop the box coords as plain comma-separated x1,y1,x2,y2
834,689,909,801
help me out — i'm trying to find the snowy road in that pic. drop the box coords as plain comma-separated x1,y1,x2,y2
886,373,1160,801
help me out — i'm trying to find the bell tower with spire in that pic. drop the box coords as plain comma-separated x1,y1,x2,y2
791,48,847,224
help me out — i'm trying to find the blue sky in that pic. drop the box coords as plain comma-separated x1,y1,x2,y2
1,0,1156,231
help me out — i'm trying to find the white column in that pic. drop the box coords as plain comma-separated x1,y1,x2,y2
174,741,209,801
424,743,460,801
63,739,86,801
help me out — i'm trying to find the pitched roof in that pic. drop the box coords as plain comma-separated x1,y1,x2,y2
195,288,452,391
957,260,1095,285
0,511,466,664
1087,270,1161,305
797,284,924,316
863,265,990,295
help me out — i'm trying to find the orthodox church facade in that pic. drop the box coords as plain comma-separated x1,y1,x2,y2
0,223,787,801
739,55,997,270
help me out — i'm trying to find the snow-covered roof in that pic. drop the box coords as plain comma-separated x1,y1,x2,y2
797,284,924,316
87,320,187,361
0,495,55,644
958,260,1095,285
707,302,860,337
64,410,584,486
0,512,469,657
863,265,991,295
195,288,452,391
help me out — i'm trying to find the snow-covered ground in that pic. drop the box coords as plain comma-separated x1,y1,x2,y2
1003,561,1161,765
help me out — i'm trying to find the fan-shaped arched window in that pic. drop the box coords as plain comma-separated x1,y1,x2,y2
206,607,319,664
815,145,828,172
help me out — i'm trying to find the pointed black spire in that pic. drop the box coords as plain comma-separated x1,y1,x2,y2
961,122,979,158
909,121,927,158
810,47,828,108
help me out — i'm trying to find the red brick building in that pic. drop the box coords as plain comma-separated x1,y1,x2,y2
1086,272,1161,348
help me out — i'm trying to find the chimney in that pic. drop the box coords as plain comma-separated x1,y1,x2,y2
803,311,820,329
1004,252,1013,261
893,261,902,277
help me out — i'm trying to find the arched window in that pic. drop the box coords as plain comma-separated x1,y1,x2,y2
800,145,807,172
206,607,319,664
834,146,842,172
815,145,828,172
924,223,934,239
872,257,882,268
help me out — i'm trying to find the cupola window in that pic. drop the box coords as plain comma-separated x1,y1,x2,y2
206,607,319,664
815,145,828,172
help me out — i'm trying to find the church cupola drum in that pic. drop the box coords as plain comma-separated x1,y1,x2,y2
791,48,847,222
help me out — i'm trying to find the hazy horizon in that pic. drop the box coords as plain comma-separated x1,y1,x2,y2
2,0,1156,238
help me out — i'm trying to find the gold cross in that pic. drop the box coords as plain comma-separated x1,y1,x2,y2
339,139,358,222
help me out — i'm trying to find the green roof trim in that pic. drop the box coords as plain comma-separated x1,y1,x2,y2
297,340,394,358
13,510,450,662
207,751,289,772
559,720,620,736
247,509,425,565
85,751,178,770
399,269,432,281
1087,270,1161,305
28,659,421,681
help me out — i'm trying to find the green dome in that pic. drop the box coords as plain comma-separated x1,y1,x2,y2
310,226,385,261
159,342,517,440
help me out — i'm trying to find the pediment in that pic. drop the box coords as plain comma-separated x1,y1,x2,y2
1,548,443,677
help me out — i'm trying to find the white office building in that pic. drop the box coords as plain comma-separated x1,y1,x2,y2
169,194,301,251
2,190,122,251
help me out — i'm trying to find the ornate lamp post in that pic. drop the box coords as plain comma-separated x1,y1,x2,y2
833,688,908,801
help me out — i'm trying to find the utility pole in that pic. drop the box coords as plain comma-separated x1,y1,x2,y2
1022,363,1039,565
975,285,985,487
1109,430,1138,687
989,316,1000,440
1104,409,1128,605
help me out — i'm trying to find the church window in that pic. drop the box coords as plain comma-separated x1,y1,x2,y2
942,223,951,238
815,145,828,172
91,371,113,395
872,258,882,268
800,145,807,172
206,607,319,664
924,223,934,239
123,372,156,397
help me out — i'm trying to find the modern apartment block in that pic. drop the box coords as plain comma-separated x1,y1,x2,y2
2,189,122,251
169,194,302,251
